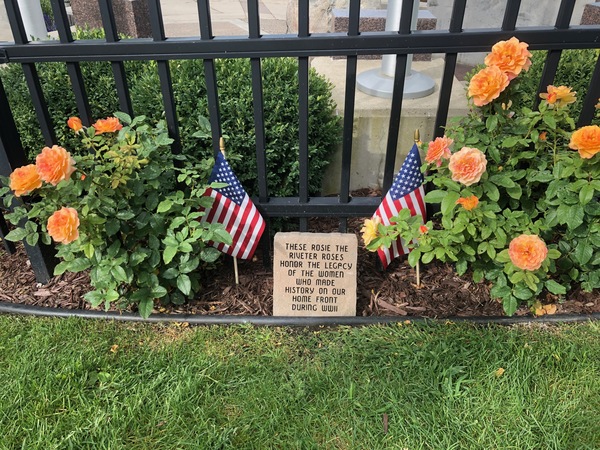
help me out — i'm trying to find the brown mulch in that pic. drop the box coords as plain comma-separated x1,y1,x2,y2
1,215,599,319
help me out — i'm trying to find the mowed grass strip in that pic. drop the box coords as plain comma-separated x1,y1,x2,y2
0,316,598,449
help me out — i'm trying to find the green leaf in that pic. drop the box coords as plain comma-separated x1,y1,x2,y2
201,247,221,263
105,219,120,236
25,232,39,246
490,284,511,299
113,111,132,124
486,114,498,132
138,298,154,319
111,266,128,283
441,191,460,216
83,242,94,259
68,258,91,273
403,248,418,267
177,274,192,296
4,228,27,242
483,182,500,202
566,204,585,230
545,280,567,295
84,290,105,308
455,259,467,276
54,261,71,276
150,285,168,299
547,249,561,260
496,250,511,263
161,267,179,279
513,285,533,300
424,189,448,204
116,210,135,220
157,199,173,213
212,228,232,245
506,184,522,200
542,114,556,130
579,184,595,205
163,246,178,264
503,296,518,316
573,243,593,266
489,175,515,188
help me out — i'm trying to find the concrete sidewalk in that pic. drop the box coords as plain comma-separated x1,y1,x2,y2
160,0,289,37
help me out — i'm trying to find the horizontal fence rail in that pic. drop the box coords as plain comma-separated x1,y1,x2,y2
1,0,600,283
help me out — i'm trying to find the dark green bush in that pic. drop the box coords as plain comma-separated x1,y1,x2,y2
130,57,341,197
0,28,148,160
1,28,341,198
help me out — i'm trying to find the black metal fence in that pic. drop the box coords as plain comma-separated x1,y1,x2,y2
1,0,600,283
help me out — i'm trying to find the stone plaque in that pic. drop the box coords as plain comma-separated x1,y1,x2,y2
273,232,357,316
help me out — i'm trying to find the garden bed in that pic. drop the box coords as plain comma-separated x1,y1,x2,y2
2,216,598,319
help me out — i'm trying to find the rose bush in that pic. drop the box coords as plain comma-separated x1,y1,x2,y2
364,37,600,315
0,113,231,318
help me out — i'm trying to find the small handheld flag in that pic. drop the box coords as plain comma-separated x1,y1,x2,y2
201,152,265,260
373,143,426,269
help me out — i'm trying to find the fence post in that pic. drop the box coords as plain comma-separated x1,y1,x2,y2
0,77,56,283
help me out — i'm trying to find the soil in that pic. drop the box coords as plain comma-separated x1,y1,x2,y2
1,215,599,319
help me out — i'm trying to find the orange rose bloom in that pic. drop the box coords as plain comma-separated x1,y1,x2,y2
569,125,600,159
425,136,453,167
47,207,80,244
448,147,487,186
92,117,123,135
456,195,479,211
67,117,83,132
467,65,510,107
9,164,42,197
539,85,576,108
419,225,429,234
508,234,548,271
35,145,76,185
484,37,532,80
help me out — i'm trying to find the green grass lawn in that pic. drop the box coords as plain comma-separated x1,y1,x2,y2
0,316,599,449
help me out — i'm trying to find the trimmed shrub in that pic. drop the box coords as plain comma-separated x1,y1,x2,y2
130,57,341,197
1,29,341,198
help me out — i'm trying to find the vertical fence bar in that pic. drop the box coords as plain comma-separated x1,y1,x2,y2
501,0,522,31
98,0,134,116
0,77,55,281
197,0,223,157
578,53,600,127
148,0,182,154
5,0,56,146
247,0,267,202
382,0,413,192
338,0,361,232
50,0,92,126
534,0,576,109
433,0,467,138
298,0,310,232
247,0,271,266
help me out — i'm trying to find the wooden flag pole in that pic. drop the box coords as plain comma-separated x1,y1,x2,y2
220,137,240,286
414,129,421,288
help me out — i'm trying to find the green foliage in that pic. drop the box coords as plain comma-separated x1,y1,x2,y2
0,28,149,160
2,115,229,317
369,39,600,316
130,57,341,197
0,33,341,198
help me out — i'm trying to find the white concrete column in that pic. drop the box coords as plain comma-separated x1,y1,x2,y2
16,0,48,41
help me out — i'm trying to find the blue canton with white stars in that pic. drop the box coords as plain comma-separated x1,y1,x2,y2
209,152,247,206
389,144,424,200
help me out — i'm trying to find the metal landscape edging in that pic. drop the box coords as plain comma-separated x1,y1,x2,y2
0,301,598,326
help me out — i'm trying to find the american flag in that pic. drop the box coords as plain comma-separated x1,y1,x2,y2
373,143,426,269
201,152,265,259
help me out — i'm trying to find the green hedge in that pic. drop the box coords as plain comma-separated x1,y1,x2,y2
0,29,341,198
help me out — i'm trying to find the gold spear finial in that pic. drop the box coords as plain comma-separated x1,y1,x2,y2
414,129,420,144
219,136,225,155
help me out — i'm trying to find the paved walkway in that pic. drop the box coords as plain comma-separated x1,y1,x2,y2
160,0,289,37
